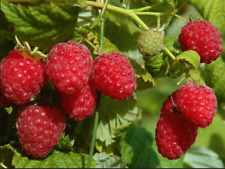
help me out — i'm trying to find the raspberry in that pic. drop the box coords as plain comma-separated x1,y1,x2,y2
178,20,223,63
91,52,136,100
55,82,98,120
175,83,217,128
0,50,46,105
137,29,164,57
16,105,67,158
155,93,198,160
46,41,93,94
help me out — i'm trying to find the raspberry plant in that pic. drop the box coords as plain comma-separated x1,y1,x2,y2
0,0,225,168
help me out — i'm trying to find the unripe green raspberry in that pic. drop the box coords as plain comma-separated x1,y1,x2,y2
137,29,164,57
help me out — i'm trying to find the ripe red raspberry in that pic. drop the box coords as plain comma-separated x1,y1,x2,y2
155,93,198,160
0,50,46,105
175,83,217,128
56,82,98,120
16,105,66,158
178,20,223,63
91,52,136,100
46,41,93,94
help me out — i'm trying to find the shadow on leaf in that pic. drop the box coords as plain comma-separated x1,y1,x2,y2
120,125,159,168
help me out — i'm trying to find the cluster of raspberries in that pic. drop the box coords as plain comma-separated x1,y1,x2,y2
155,83,217,160
138,20,223,64
0,41,136,158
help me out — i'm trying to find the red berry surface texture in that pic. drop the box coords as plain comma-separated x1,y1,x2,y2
16,106,67,158
155,93,198,160
176,83,217,128
56,82,98,120
0,50,46,105
91,52,136,100
178,20,223,63
46,41,93,94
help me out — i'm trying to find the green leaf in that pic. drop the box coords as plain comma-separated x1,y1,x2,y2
104,11,142,58
163,35,178,51
157,154,184,168
55,134,74,151
188,69,204,85
195,114,225,163
176,50,200,70
184,145,224,168
187,0,225,33
96,96,138,146
0,144,96,168
120,125,159,168
130,59,156,90
1,2,80,51
87,31,119,56
4,107,13,114
205,57,225,102
93,152,127,168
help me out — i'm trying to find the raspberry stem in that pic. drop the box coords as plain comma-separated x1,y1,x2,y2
86,1,149,30
164,47,176,60
84,38,99,52
135,11,162,16
87,111,99,168
134,6,152,12
157,15,160,29
171,13,188,23
0,162,7,168
164,47,191,78
32,47,39,53
87,1,108,167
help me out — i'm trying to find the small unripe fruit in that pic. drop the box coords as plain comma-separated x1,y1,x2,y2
137,29,164,57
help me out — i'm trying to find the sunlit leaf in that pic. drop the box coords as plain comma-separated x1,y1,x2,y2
93,152,127,168
176,50,200,70
184,145,224,168
0,144,96,168
96,96,138,146
1,2,80,51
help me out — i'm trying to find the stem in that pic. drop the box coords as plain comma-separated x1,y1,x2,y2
130,13,149,30
136,11,161,16
0,163,7,169
84,38,99,52
100,20,104,50
172,13,188,23
86,1,149,30
157,15,160,30
100,0,109,18
32,47,39,53
87,1,108,167
135,6,152,12
164,47,176,60
87,112,99,168
15,36,23,49
177,76,186,85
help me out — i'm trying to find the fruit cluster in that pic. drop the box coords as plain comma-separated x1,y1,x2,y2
138,20,223,64
0,41,136,158
0,19,222,160
155,83,217,159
